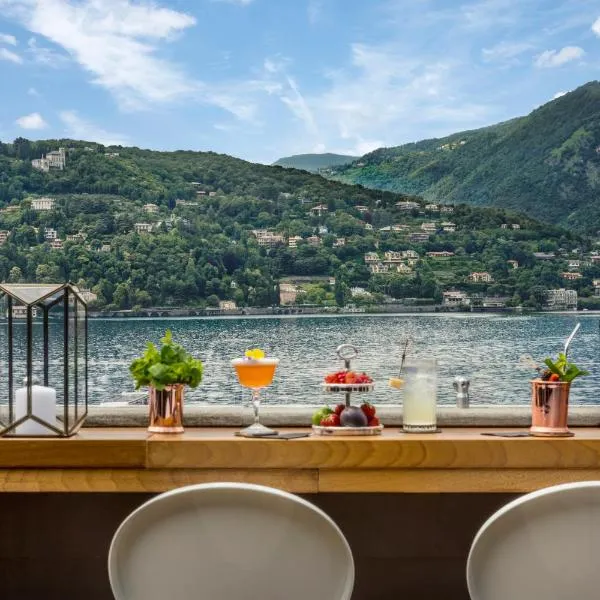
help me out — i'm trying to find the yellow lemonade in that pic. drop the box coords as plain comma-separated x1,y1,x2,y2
232,358,279,389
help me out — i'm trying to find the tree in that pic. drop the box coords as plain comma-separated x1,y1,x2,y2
8,266,23,282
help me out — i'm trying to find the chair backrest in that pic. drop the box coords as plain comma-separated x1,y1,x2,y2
109,482,354,600
467,481,600,600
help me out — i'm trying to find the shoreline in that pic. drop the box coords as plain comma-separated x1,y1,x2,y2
88,305,593,319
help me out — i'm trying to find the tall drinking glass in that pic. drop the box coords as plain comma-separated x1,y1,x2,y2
232,357,279,436
402,358,437,433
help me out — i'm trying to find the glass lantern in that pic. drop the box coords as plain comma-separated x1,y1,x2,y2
0,283,88,437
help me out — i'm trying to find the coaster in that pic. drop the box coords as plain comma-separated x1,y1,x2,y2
401,428,442,434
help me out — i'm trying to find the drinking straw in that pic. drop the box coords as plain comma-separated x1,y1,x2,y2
564,323,581,358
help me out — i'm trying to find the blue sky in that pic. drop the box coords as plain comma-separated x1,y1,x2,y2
0,0,599,163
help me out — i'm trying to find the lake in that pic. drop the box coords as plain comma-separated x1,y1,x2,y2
83,312,600,406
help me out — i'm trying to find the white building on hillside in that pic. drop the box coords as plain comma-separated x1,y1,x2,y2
31,197,55,211
545,289,577,310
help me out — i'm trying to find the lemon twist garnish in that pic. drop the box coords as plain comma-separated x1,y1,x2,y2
245,348,265,360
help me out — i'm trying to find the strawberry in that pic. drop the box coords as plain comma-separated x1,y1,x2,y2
368,416,380,427
345,371,358,384
361,402,376,420
321,413,341,427
334,403,345,416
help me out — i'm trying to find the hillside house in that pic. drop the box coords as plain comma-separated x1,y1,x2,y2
533,252,555,260
470,272,493,283
355,205,369,213
31,197,55,211
395,264,412,274
309,204,328,216
421,222,437,233
507,260,519,269
31,148,66,172
79,289,98,304
512,224,521,230
307,236,321,246
568,260,581,270
500,224,508,229
219,300,237,311
426,251,455,258
134,223,153,234
409,232,430,243
364,252,379,264
395,201,420,211
364,223,374,230
66,233,86,243
143,203,159,214
443,290,470,306
333,237,346,247
49,239,63,250
384,251,404,263
369,263,389,274
288,236,303,248
441,222,457,232
425,204,439,212
562,272,582,280
44,228,57,240
440,206,454,214
392,224,410,232
0,231,9,245
545,289,577,310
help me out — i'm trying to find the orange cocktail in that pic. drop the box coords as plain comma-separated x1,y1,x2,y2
232,358,279,389
232,354,279,436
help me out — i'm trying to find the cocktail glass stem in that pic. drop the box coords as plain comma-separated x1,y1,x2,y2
251,389,261,424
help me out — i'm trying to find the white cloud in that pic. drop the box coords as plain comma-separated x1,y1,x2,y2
27,37,69,67
59,110,129,146
534,46,585,68
553,91,567,100
27,87,40,96
593,16,600,36
15,112,47,129
2,0,198,109
308,0,322,25
0,32,17,45
482,41,534,64
0,47,22,63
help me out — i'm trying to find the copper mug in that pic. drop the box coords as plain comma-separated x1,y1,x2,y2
530,379,571,437
148,384,184,433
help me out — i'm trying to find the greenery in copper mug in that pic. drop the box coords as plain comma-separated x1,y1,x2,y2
130,330,203,390
542,353,589,383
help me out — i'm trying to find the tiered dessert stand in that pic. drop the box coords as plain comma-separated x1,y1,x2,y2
312,344,383,436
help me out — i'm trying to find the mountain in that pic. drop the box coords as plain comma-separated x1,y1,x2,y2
331,82,600,233
273,153,359,172
0,137,594,312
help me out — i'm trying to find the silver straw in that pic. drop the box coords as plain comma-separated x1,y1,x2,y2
564,323,581,358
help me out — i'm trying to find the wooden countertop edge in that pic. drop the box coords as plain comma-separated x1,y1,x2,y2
1,427,600,470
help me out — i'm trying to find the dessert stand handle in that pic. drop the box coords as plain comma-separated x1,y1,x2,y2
336,344,358,407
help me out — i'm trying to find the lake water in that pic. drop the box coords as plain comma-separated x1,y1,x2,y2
85,313,600,406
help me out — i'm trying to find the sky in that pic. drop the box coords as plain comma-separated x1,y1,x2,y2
0,0,599,164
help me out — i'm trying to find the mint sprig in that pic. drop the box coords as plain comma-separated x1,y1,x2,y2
543,352,589,383
130,330,203,390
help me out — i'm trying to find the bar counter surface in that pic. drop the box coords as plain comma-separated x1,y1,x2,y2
2,427,600,493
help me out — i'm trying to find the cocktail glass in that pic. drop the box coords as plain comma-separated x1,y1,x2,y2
232,357,279,435
401,358,437,433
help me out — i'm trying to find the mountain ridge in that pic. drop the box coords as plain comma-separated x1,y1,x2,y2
331,81,600,233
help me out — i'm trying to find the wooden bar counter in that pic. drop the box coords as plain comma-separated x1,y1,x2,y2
2,427,600,493
3,427,600,599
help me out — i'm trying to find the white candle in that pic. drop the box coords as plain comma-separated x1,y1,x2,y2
15,382,58,435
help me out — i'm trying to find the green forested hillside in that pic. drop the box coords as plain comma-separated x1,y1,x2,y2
0,138,595,311
272,153,358,172
332,81,600,233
